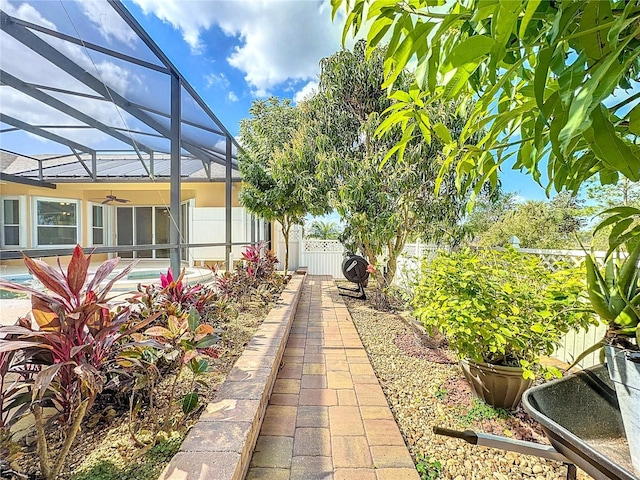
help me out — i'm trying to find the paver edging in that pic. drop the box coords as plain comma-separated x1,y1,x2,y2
159,271,307,480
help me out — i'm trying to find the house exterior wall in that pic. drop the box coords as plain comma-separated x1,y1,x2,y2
0,181,243,267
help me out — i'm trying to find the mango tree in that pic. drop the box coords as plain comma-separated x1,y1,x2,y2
308,41,473,305
332,0,640,243
238,97,330,273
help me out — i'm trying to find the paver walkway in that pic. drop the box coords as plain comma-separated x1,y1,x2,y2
246,276,419,480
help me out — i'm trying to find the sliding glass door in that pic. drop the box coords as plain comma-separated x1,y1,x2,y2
116,206,172,259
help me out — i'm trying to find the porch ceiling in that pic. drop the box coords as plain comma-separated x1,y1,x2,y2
0,0,240,186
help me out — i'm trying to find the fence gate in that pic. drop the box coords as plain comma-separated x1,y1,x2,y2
299,239,345,277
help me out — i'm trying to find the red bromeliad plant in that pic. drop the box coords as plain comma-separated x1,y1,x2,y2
241,242,279,283
0,246,156,480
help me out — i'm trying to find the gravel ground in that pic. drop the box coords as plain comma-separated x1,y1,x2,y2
342,292,593,480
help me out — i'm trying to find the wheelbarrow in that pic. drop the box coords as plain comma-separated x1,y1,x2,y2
435,365,638,480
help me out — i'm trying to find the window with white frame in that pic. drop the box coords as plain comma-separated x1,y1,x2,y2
92,204,105,245
1,197,23,247
35,198,80,246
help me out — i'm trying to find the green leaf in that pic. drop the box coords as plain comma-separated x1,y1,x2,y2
559,35,637,147
534,47,553,110
531,323,545,334
433,122,452,144
629,104,640,136
442,63,476,99
195,335,220,349
383,21,433,89
518,0,542,38
585,105,640,181
188,308,200,333
445,35,494,70
182,392,199,415
578,0,612,61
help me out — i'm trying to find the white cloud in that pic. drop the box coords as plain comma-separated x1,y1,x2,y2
132,0,216,53
78,0,138,47
205,72,230,89
0,1,146,151
227,91,239,103
131,0,345,93
0,0,56,29
293,81,318,104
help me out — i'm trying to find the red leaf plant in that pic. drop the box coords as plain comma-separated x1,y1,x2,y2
132,267,217,325
0,245,156,480
209,243,283,309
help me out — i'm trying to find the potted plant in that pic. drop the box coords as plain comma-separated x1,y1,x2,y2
413,247,595,410
580,231,640,472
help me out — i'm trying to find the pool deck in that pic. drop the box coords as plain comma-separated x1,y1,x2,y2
1,299,31,326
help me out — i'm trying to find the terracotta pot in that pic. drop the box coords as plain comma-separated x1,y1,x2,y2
460,358,533,411
605,344,640,474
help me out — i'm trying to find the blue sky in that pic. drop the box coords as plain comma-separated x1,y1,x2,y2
122,0,551,202
0,0,550,202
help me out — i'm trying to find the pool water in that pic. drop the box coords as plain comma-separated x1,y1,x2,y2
0,274,32,299
0,268,214,296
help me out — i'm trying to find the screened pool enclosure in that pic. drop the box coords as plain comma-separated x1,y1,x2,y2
0,0,262,273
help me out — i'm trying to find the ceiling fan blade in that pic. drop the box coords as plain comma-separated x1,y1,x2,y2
114,198,130,203
101,199,112,204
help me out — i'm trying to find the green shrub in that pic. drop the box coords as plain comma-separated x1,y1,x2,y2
412,247,596,379
415,453,442,480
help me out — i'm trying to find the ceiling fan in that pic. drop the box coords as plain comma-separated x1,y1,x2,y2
90,191,130,204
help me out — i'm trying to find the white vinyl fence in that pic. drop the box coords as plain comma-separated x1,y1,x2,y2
275,226,606,370
299,239,346,278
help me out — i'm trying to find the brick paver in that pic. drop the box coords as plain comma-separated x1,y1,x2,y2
246,276,419,480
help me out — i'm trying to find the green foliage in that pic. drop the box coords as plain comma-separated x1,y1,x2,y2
462,190,517,243
477,192,585,249
415,453,442,480
238,97,330,272
413,247,596,379
307,220,342,240
459,398,510,426
71,432,183,480
120,308,220,437
585,178,640,212
333,0,640,200
432,383,447,401
310,41,473,301
585,232,640,346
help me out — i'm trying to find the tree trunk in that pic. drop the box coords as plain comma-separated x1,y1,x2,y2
385,236,407,286
385,252,398,286
281,219,291,275
50,398,90,480
33,405,50,480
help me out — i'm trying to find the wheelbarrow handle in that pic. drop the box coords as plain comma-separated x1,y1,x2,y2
433,427,478,444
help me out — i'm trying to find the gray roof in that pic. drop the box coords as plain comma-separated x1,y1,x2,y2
0,1,240,186
3,153,240,182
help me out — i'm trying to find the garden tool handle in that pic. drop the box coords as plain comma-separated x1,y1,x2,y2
433,426,479,445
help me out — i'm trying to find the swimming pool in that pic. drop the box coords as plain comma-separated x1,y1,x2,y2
0,267,215,297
